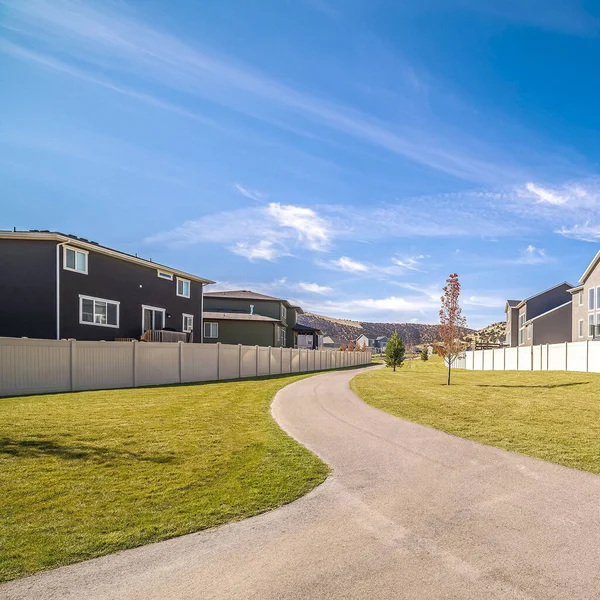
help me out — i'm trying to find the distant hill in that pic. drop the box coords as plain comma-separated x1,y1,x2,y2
463,321,506,346
298,313,474,348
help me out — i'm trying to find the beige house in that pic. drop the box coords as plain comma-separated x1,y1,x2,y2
568,251,600,340
505,282,573,347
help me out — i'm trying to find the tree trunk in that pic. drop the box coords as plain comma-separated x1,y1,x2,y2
447,360,451,385
393,364,396,372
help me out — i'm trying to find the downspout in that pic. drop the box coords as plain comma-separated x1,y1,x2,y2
56,241,69,340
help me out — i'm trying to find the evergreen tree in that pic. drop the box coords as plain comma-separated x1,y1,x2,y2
384,331,405,372
420,347,429,361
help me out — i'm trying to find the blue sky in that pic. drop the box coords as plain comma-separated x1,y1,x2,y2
3,0,600,328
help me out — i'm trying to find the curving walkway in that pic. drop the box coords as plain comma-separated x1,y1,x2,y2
3,366,600,599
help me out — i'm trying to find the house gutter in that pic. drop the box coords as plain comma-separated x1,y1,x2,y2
200,283,204,343
56,241,69,340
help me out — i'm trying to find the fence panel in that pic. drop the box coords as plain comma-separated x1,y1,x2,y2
517,347,532,371
548,343,566,371
74,341,134,391
281,348,292,374
219,344,241,380
504,347,517,370
532,345,542,371
291,349,300,373
269,347,282,375
258,347,270,376
589,342,600,373
482,349,494,370
0,338,71,396
137,342,179,387
473,351,483,370
240,346,258,378
308,350,315,372
492,348,504,370
182,343,218,382
567,342,587,372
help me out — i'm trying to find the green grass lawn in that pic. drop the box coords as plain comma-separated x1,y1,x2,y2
352,356,600,474
0,374,330,582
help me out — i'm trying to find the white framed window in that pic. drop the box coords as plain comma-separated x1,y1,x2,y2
596,287,600,310
589,288,595,311
589,313,595,337
79,295,119,328
579,290,584,306
157,270,173,281
527,324,531,340
64,246,88,274
281,304,287,322
280,326,286,347
204,322,218,339
182,313,194,333
579,319,584,338
177,277,191,298
518,312,525,345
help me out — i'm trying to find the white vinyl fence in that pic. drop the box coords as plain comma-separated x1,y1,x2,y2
0,337,372,398
462,341,600,373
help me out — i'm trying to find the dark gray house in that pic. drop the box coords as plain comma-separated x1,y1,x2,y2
0,230,214,342
505,282,573,347
203,290,320,348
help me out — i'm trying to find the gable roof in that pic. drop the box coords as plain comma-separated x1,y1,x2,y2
524,301,572,325
514,282,573,309
204,289,301,311
505,299,521,313
0,230,214,284
579,250,600,284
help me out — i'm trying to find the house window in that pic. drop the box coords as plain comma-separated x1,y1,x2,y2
79,295,119,328
204,322,218,339
157,270,173,281
280,326,286,347
579,290,584,306
596,287,600,310
527,324,531,340
579,319,584,338
589,288,595,311
177,278,191,298
518,313,525,345
64,246,88,274
589,313,595,337
281,304,287,322
182,314,194,332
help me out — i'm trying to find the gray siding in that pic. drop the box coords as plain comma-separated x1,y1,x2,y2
202,319,278,346
532,303,572,345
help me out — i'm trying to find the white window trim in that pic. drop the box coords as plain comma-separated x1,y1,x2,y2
589,313,595,338
141,304,166,333
527,324,531,340
204,321,218,339
182,313,194,333
281,304,287,322
579,290,584,306
157,270,173,281
596,287,600,311
63,245,89,275
79,295,120,328
589,288,595,311
579,319,584,338
176,277,191,298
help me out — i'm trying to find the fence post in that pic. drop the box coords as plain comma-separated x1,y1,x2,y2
238,344,243,379
565,341,568,371
132,340,138,387
546,344,549,370
290,348,293,372
503,346,506,371
70,339,76,391
178,341,183,384
586,339,590,373
516,346,519,371
268,346,272,376
256,345,259,377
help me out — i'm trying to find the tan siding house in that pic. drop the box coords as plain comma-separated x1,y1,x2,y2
568,251,600,341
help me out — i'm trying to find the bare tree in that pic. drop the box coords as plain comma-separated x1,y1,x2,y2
436,273,467,385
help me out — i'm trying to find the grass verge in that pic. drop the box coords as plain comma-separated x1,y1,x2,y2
0,373,330,582
351,356,600,474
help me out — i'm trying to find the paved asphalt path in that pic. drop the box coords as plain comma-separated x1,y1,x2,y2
4,366,600,599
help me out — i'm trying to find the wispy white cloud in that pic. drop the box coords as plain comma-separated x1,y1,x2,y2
297,282,333,294
518,244,550,264
230,240,281,261
392,254,426,271
463,295,505,308
522,182,569,205
557,222,600,242
326,256,369,273
234,183,267,202
267,203,331,251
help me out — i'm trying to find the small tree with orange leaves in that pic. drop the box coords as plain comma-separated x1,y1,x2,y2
437,273,467,385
